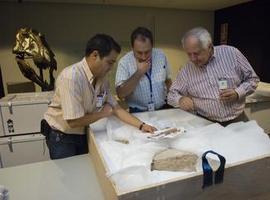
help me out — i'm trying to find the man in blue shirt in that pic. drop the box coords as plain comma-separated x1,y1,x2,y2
115,27,172,113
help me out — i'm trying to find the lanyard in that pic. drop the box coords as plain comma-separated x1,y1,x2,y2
145,62,153,103
202,150,226,189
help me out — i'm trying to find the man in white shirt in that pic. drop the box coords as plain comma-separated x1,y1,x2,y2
43,34,156,159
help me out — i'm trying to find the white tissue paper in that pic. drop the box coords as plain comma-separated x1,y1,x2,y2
106,116,140,143
255,81,270,97
110,166,154,192
97,117,270,193
100,140,168,175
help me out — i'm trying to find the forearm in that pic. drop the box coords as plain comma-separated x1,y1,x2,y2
235,76,259,99
235,47,260,99
113,106,142,129
167,69,188,107
167,88,183,107
66,111,106,129
116,71,143,99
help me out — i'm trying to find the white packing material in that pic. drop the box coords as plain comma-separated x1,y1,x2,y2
109,155,221,193
99,140,168,175
99,118,212,193
106,116,142,142
109,166,154,192
120,142,168,169
171,121,270,165
107,125,136,143
110,165,198,193
255,81,270,97
95,114,270,193
98,140,127,175
106,116,178,143
208,121,270,164
170,123,221,155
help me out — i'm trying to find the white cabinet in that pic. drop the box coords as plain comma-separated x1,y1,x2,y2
0,134,50,168
0,92,53,167
0,92,53,136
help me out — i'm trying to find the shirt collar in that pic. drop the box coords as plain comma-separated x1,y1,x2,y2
82,57,94,84
211,46,216,60
201,46,215,68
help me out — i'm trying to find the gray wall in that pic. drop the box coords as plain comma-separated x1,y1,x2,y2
0,2,213,93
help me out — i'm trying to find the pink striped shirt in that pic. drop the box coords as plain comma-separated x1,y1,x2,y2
168,45,259,122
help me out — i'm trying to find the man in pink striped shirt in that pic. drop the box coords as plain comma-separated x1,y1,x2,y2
168,27,259,126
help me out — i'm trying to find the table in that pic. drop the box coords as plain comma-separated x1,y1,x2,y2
0,154,104,200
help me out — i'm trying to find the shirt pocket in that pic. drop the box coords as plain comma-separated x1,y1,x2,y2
215,75,241,89
152,68,166,84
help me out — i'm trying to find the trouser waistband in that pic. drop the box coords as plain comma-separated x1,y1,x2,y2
197,112,249,127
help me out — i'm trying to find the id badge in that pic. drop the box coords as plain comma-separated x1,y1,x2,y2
96,95,103,108
96,91,107,108
218,79,228,90
147,102,155,111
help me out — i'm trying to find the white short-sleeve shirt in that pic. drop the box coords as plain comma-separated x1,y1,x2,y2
45,57,117,134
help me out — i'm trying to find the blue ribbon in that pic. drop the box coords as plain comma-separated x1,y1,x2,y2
202,150,226,189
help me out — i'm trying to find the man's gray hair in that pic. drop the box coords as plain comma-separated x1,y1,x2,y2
181,27,212,49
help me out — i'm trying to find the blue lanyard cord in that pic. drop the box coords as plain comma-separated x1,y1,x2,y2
145,63,153,103
202,150,226,189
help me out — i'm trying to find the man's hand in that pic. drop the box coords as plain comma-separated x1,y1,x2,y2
136,58,151,75
179,96,194,111
220,89,238,102
100,103,113,117
141,124,157,133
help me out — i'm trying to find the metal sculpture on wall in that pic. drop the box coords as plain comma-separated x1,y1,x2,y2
12,27,57,91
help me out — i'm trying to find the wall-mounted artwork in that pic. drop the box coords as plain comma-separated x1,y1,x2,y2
220,23,228,45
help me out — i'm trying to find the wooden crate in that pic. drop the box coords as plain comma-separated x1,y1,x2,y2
89,131,270,200
88,108,270,200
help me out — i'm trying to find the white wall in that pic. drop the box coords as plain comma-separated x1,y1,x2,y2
0,2,214,94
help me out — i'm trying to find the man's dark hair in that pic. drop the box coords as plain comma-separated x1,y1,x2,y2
131,27,153,47
85,34,121,58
